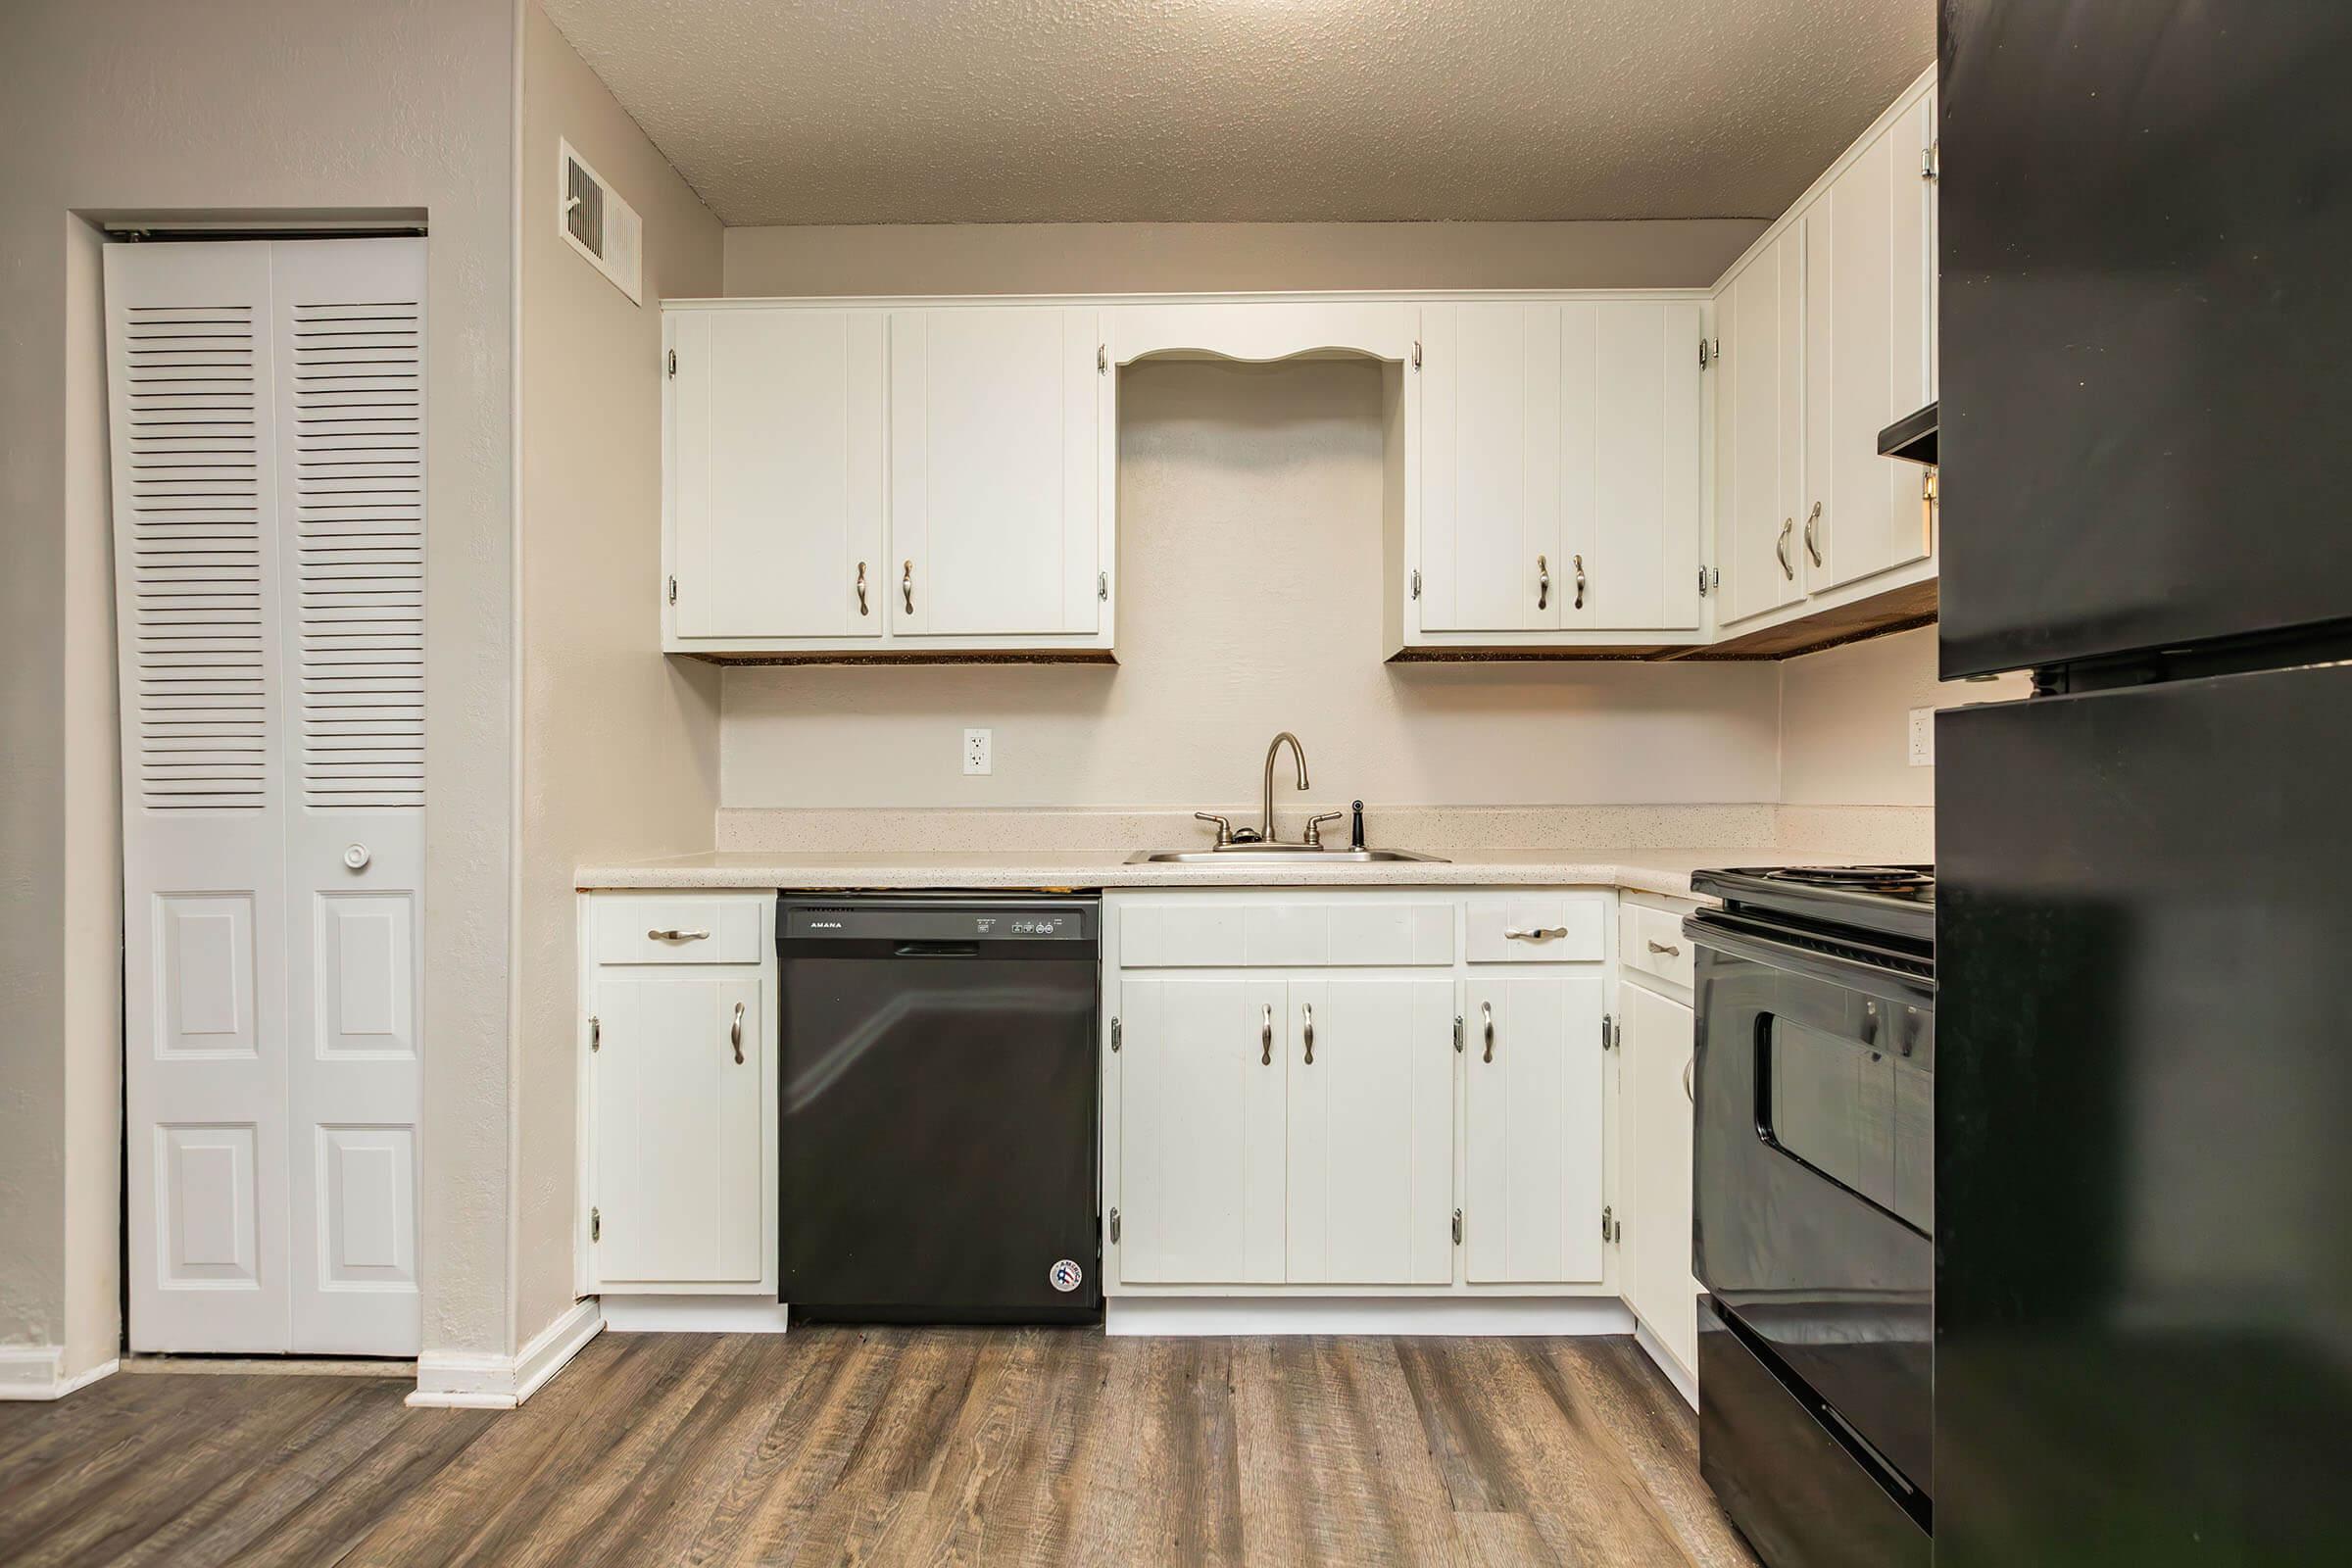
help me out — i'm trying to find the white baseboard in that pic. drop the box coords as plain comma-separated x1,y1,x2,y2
0,1347,120,1401
1105,1296,1637,1338
1634,1318,1698,1411
601,1295,793,1334
406,1298,603,1410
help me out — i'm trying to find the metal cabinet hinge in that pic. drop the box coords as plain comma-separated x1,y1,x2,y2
1697,564,1710,598
1411,339,1422,371
1452,1208,1463,1246
1097,343,1107,374
1601,1013,1617,1052
1098,570,1109,602
589,1015,601,1053
666,348,676,378
666,574,677,606
1108,1207,1121,1244
1410,568,1422,600
1699,337,1720,370
1453,1014,1464,1054
590,1206,602,1242
1922,141,1939,182
1110,1016,1121,1053
1601,1205,1618,1244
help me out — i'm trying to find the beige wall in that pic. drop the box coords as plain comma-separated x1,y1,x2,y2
514,2,723,1349
722,220,1764,297
0,0,518,1370
1778,626,2031,808
725,358,1783,811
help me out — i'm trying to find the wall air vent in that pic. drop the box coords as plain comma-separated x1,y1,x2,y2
558,138,642,305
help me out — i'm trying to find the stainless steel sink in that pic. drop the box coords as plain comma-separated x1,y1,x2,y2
1127,847,1446,864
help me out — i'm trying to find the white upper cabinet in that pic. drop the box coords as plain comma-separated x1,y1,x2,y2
889,306,1102,638
1415,297,1703,645
662,302,1109,658
1716,68,1938,632
666,308,886,643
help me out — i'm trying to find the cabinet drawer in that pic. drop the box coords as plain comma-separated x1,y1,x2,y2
1621,901,1695,991
1118,901,1454,968
1465,894,1606,963
592,897,765,965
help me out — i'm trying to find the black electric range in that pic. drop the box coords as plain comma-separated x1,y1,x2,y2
1686,866,1936,1568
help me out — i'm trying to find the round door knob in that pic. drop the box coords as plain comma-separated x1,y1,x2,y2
342,844,371,871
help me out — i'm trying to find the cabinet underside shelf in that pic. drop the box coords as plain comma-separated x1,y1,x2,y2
1390,580,1937,664
676,648,1120,667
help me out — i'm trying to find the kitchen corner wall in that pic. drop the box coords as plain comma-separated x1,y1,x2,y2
514,0,723,1352
718,220,1792,814
1778,625,2032,808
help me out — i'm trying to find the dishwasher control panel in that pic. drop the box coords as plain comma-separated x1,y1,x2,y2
781,897,1099,946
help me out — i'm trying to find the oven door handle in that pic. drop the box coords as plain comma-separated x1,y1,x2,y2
1685,916,1936,1005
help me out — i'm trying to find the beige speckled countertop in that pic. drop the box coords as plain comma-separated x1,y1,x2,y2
574,846,1793,900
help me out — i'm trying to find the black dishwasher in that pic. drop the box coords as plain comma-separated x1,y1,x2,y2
777,895,1102,1323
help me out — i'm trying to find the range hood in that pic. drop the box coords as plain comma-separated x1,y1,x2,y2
1878,401,1937,466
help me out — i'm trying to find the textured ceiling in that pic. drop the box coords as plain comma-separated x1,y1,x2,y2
542,0,1932,226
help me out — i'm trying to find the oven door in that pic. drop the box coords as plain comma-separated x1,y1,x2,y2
1690,913,1936,1503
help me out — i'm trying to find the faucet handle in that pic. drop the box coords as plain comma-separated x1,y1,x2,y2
1194,811,1235,847
1304,811,1345,847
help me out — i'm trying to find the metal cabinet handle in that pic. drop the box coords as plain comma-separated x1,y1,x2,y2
902,559,914,613
1646,939,1682,957
856,561,869,615
1504,926,1567,942
1482,1001,1494,1063
1301,1003,1315,1065
1684,1055,1695,1103
1777,519,1794,580
1261,1004,1273,1066
1804,501,1824,567
648,927,710,942
730,1002,746,1064
1572,553,1586,611
1537,555,1550,611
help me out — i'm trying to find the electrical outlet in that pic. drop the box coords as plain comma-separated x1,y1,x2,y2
1908,708,1936,767
962,727,993,776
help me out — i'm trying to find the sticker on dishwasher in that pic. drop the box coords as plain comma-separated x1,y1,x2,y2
1049,1259,1085,1293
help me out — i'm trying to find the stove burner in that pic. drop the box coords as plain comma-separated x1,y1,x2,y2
1761,865,1935,891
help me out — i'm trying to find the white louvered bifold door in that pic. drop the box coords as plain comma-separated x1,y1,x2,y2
108,237,423,1355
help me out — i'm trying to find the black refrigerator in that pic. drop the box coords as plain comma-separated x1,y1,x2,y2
1935,3,2352,1563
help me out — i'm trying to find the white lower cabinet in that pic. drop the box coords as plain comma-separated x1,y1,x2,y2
1464,969,1608,1284
1106,889,1616,1300
1618,979,1701,1381
581,893,779,1296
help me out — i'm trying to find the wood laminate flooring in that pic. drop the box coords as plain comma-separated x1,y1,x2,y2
0,1328,1756,1567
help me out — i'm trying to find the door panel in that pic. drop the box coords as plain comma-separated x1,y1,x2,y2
1284,979,1454,1286
1720,233,1803,624
1583,301,1702,630
1116,977,1287,1285
671,308,885,640
593,975,766,1286
1418,303,1562,631
1620,985,1699,1376
1464,969,1606,1283
890,307,1100,636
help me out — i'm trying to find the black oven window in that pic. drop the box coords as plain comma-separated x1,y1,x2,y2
1761,1015,1933,1234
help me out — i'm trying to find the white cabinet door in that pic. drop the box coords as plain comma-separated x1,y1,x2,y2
590,973,766,1287
1117,977,1288,1285
1458,968,1608,1288
1619,984,1700,1380
1717,228,1808,625
889,306,1101,636
1807,116,1936,594
1564,301,1703,631
1463,969,1606,1284
668,308,886,640
1284,979,1455,1286
1419,303,1562,631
